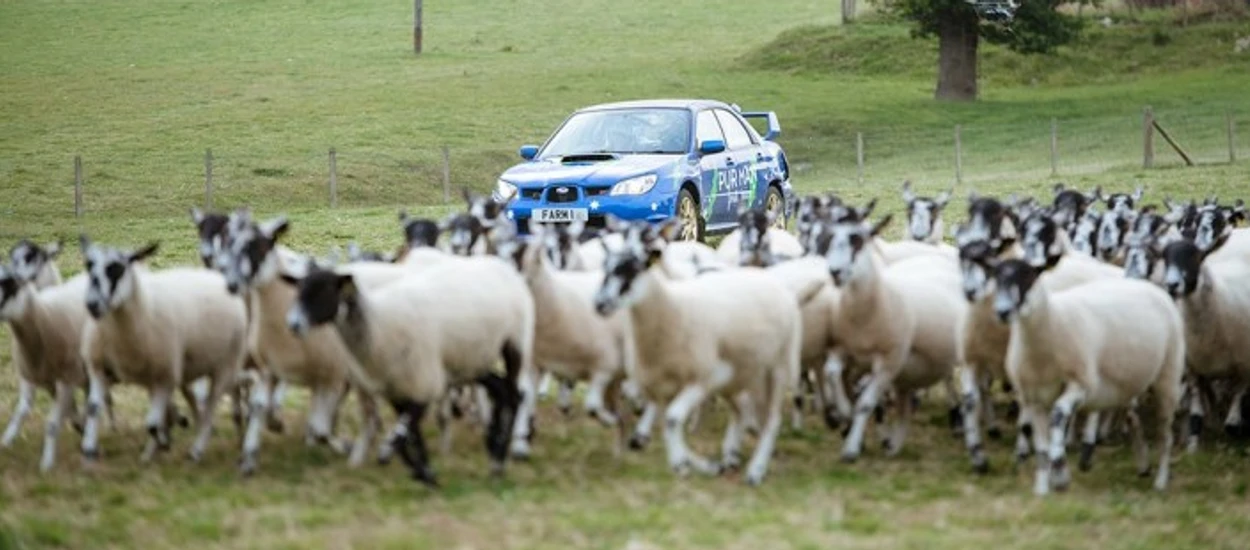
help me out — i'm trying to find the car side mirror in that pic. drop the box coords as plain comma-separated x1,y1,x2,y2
518,145,539,160
698,139,726,155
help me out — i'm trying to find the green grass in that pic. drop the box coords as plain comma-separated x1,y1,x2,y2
2,0,1250,548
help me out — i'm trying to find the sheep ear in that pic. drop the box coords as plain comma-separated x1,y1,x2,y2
1200,227,1233,256
461,187,475,206
869,214,892,237
604,214,629,234
44,240,63,260
437,213,455,233
857,198,877,220
567,219,585,241
900,181,915,204
398,209,410,224
278,273,302,287
967,189,980,204
129,241,160,264
190,206,205,225
935,188,951,209
259,216,290,243
1052,183,1065,196
1131,186,1144,203
1086,185,1103,202
78,233,92,253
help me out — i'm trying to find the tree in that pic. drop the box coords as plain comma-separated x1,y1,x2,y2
883,0,1084,101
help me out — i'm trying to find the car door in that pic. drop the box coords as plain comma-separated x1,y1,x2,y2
694,109,733,226
712,108,765,216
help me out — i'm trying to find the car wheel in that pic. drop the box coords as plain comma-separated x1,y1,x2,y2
764,185,786,230
676,187,704,242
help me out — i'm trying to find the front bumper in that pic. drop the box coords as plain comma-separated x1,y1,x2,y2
501,185,677,234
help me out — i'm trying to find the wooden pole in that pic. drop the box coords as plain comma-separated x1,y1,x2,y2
204,149,214,209
413,0,424,55
1143,106,1155,169
855,132,864,185
74,155,83,218
954,124,963,185
328,148,338,208
1152,119,1194,167
1229,112,1237,164
1049,118,1059,177
441,145,451,203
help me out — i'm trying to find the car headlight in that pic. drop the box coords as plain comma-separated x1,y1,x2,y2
609,174,658,196
494,179,518,201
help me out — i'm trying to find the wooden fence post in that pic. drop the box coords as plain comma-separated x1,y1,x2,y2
1143,106,1155,169
954,124,963,185
74,155,83,218
204,149,214,209
328,148,338,208
441,145,452,203
1050,118,1059,177
1229,112,1237,164
413,0,424,55
855,132,864,185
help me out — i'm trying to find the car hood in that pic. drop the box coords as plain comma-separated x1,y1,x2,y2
500,154,680,187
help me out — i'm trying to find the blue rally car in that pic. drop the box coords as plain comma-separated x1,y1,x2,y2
492,99,794,242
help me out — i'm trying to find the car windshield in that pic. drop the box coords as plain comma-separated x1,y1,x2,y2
540,108,691,158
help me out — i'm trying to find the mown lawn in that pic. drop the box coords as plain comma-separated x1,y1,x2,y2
2,0,1250,548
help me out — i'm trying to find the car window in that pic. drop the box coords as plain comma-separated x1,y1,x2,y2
713,109,755,151
695,110,725,147
540,108,691,157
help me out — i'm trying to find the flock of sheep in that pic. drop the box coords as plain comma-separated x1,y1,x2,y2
1,181,1246,496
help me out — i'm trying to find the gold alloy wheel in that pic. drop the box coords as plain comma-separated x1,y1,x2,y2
766,187,786,230
677,191,700,241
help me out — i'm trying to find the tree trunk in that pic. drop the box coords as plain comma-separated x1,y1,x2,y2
841,0,856,24
935,15,979,101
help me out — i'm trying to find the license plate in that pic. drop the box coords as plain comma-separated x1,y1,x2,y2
532,208,589,223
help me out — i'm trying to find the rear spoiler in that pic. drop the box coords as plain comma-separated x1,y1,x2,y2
740,111,781,141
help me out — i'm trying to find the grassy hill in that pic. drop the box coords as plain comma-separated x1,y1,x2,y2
1,2,1250,548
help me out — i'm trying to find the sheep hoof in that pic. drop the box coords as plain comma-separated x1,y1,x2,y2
948,407,964,434
745,472,764,487
628,434,649,451
560,405,572,417
177,415,191,429
1078,443,1095,472
987,427,1004,440
239,457,257,477
670,461,692,478
1137,466,1152,479
1224,423,1247,440
188,448,204,464
414,469,441,488
71,421,85,435
82,448,100,461
839,450,859,464
376,455,392,466
822,408,842,431
720,453,742,472
972,459,990,475
266,417,285,434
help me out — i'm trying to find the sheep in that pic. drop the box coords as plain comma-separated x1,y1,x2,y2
218,215,397,474
346,242,397,263
821,213,970,462
283,252,534,487
592,217,822,485
495,222,635,457
1095,185,1144,216
794,193,847,254
1159,230,1250,447
442,189,511,256
900,181,952,244
1050,183,1101,230
1068,208,1101,257
394,210,443,262
9,239,63,289
715,203,805,267
78,236,249,466
991,257,1184,495
0,266,95,472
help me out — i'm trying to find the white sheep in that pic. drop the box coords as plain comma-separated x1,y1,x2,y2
0,267,92,472
715,203,805,267
78,236,249,466
218,215,399,474
592,218,822,485
822,214,969,462
496,222,636,457
991,257,1184,495
9,239,63,289
1160,231,1250,449
900,181,952,244
283,252,535,487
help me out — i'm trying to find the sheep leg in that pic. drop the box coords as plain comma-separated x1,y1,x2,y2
885,384,913,457
664,382,721,477
585,370,621,427
188,374,229,464
981,373,1002,440
537,371,555,399
1078,411,1101,472
1026,402,1052,497
944,375,964,436
840,366,889,463
324,385,356,455
140,385,174,464
745,360,790,486
1,377,35,447
80,362,108,462
720,394,745,472
509,367,540,460
957,366,988,474
1047,384,1086,493
305,387,342,452
1151,381,1178,492
621,379,646,416
629,402,657,451
436,393,454,455
344,389,380,467
1185,379,1204,454
605,377,628,459
267,378,287,434
389,400,437,487
822,351,852,431
475,386,493,428
178,384,201,430
190,377,211,417
557,378,575,417
1223,383,1248,439
38,382,74,473
1014,405,1035,467
479,372,520,477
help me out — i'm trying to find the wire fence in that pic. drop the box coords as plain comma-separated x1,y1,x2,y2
2,106,1243,227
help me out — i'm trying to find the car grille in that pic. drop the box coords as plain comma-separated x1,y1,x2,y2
584,187,609,197
545,186,580,203
520,188,543,200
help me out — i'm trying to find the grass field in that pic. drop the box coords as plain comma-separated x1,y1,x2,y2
2,0,1250,548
